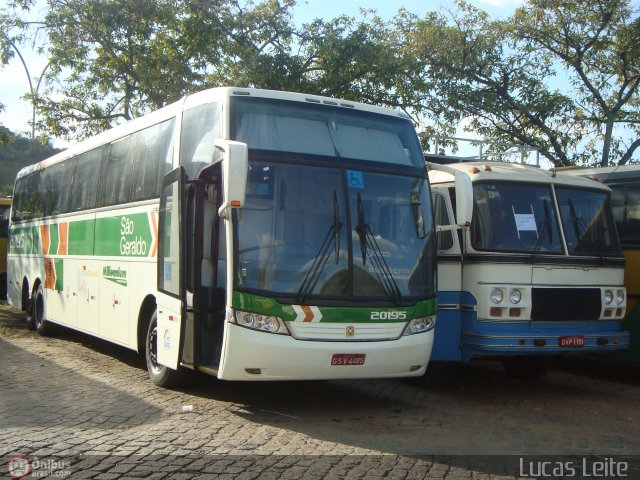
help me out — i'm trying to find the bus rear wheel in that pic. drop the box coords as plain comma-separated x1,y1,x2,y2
145,309,188,388
32,284,53,336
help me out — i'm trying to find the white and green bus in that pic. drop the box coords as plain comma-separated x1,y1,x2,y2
8,87,437,386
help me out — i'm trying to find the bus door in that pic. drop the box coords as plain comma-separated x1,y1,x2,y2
431,187,464,361
187,164,225,368
155,165,225,371
156,167,187,370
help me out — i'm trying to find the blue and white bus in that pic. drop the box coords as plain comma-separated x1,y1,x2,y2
428,160,628,378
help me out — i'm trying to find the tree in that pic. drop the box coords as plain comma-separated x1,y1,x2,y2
404,0,640,166
36,0,199,139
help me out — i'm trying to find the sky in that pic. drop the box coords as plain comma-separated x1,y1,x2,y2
0,0,524,147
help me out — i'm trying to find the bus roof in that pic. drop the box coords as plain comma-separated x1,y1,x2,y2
16,87,412,180
428,161,612,192
554,164,640,184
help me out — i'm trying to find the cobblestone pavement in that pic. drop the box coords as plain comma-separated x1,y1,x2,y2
0,305,639,479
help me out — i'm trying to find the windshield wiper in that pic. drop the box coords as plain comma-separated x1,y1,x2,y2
296,191,343,303
530,200,553,263
355,193,403,305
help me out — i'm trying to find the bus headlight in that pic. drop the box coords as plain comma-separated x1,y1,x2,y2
234,310,290,335
403,316,436,335
616,289,625,305
509,289,522,304
490,288,504,304
604,290,614,306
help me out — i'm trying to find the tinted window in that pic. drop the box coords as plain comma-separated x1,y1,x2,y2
97,136,134,206
42,161,71,216
130,118,175,201
69,148,102,211
180,104,222,179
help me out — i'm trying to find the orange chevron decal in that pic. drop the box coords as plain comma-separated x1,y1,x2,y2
150,212,158,257
57,222,68,255
301,305,314,322
40,225,50,255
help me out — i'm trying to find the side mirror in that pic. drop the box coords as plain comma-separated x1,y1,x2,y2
454,172,473,227
215,140,248,218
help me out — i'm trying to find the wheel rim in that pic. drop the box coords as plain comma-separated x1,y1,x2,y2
147,323,163,374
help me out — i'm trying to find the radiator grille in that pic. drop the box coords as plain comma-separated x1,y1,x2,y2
531,288,601,321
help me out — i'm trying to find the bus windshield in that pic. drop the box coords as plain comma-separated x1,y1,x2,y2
472,182,563,254
555,187,620,256
236,160,435,303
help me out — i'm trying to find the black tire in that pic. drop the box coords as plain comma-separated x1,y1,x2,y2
33,284,53,336
502,356,554,379
25,296,35,330
0,272,7,301
145,309,188,387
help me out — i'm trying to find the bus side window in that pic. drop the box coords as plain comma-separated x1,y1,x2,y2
130,118,176,201
69,148,101,211
179,104,222,179
12,178,24,222
97,136,134,207
22,173,42,220
433,192,454,252
43,161,71,216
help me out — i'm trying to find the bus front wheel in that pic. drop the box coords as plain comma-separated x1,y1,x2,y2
145,310,187,388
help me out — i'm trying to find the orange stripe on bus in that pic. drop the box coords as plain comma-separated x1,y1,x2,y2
40,225,50,255
57,223,68,255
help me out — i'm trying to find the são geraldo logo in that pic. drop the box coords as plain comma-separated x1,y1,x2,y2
7,456,31,478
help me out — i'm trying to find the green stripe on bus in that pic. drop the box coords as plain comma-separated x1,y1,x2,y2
94,214,152,257
54,258,64,291
50,224,60,255
68,220,95,255
9,226,39,255
232,291,437,323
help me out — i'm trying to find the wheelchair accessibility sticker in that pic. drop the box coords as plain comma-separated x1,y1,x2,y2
347,170,364,189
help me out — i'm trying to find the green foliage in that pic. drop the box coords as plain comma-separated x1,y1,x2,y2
405,0,640,166
0,126,61,195
2,0,639,166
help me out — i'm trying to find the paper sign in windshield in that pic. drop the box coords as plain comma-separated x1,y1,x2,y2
514,213,537,232
512,205,538,239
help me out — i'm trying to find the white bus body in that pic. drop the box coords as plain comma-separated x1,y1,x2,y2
9,87,437,385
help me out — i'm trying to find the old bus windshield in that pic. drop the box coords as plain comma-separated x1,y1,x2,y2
236,161,435,303
471,182,620,256
555,187,620,256
472,182,563,253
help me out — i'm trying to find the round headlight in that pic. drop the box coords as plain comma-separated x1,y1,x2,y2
616,290,625,305
509,289,522,304
604,290,614,305
491,288,504,304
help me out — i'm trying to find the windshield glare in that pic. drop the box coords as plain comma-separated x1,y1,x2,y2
236,161,435,301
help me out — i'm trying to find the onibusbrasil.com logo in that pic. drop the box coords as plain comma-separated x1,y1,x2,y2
6,455,71,478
